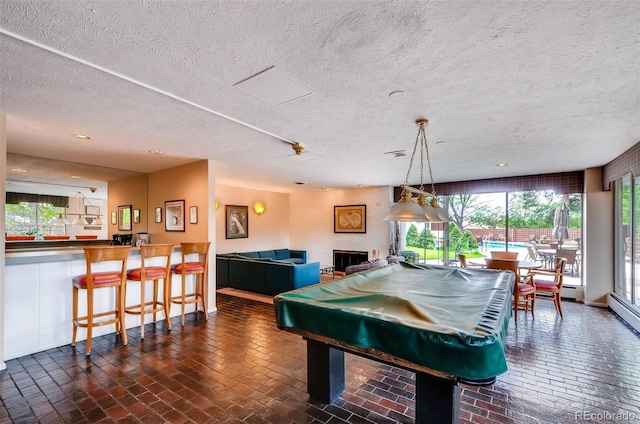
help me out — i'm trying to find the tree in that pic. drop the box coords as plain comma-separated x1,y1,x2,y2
406,224,419,247
461,230,478,251
448,194,505,230
417,227,435,249
449,223,463,253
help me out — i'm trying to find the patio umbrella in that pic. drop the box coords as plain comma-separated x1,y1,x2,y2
552,202,570,247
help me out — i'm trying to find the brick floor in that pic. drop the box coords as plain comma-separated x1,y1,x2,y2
1,293,639,423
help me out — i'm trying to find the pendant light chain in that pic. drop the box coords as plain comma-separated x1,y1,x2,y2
404,125,422,186
419,123,437,197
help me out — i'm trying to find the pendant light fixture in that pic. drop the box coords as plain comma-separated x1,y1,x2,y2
53,213,70,225
384,119,451,222
62,191,104,227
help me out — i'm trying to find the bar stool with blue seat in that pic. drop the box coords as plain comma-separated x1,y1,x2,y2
170,242,211,326
72,245,132,355
125,244,175,339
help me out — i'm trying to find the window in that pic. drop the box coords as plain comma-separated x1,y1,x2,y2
613,174,639,309
5,202,66,238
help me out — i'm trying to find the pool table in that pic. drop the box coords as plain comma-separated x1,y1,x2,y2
274,262,514,423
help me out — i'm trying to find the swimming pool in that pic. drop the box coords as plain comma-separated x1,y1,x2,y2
482,241,529,249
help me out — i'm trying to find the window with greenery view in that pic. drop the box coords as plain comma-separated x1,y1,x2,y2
5,202,66,238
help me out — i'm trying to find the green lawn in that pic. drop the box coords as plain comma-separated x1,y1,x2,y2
402,246,485,260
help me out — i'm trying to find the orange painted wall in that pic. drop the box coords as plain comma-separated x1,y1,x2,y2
108,174,148,238
147,160,210,244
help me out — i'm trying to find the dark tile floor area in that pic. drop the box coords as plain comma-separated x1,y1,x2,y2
1,293,639,423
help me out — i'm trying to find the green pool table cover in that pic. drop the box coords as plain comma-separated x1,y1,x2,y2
274,262,514,381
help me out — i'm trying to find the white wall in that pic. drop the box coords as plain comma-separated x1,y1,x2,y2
1,113,7,370
584,167,613,306
290,186,393,266
64,197,107,239
215,184,290,253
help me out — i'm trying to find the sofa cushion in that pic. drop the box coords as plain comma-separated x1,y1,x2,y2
258,250,277,260
239,251,260,259
278,258,305,264
345,259,389,275
274,249,291,260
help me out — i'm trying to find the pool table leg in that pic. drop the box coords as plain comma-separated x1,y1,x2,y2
306,339,345,403
415,371,461,424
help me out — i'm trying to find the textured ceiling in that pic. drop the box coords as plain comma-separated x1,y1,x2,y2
1,1,639,196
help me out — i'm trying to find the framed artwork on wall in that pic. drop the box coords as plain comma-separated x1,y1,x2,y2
334,204,366,233
111,211,117,225
86,206,100,216
165,200,185,232
189,206,198,224
118,205,132,231
155,207,162,223
226,205,248,239
133,209,140,224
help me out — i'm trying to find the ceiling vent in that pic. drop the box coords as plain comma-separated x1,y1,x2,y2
234,66,313,106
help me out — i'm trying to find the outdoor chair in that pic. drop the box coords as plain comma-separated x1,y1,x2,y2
485,258,535,320
526,245,547,263
556,249,579,276
491,251,518,260
527,257,567,317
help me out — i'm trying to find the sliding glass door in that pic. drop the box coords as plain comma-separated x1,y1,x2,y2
614,174,638,309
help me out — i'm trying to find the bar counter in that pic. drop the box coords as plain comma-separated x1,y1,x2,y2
4,242,202,360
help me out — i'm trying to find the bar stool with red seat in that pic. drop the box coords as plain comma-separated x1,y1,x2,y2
170,242,211,326
125,244,175,339
72,246,132,355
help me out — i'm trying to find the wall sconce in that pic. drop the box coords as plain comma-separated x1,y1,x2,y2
254,202,266,215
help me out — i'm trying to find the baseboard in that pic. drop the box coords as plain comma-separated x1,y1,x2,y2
608,294,640,333
584,300,608,308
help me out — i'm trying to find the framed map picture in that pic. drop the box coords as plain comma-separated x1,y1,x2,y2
334,204,366,233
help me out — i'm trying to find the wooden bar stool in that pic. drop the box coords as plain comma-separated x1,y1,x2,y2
170,242,211,326
125,244,175,339
72,246,131,355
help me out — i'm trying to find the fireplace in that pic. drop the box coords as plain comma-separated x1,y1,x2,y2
333,250,368,273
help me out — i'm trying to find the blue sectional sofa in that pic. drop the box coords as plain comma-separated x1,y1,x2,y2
216,249,320,296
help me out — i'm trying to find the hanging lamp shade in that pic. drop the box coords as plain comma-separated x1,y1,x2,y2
435,206,451,222
53,213,70,225
428,196,451,222
383,190,429,222
72,215,86,225
92,215,105,226
417,194,442,222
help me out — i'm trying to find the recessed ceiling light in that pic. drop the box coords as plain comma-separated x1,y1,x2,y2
11,168,27,173
436,140,447,144
70,175,81,179
356,184,364,188
72,133,91,140
149,150,164,155
497,163,508,167
295,182,307,185
388,91,406,99
25,125,44,131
